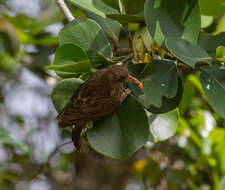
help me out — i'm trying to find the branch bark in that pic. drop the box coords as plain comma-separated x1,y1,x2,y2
56,0,75,22
116,53,133,66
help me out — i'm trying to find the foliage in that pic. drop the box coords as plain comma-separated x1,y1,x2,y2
0,0,225,189
47,0,225,161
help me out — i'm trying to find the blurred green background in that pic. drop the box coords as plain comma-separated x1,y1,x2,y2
0,0,225,190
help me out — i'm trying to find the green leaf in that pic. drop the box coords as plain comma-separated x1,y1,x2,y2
148,77,183,114
216,15,225,34
166,37,211,67
51,78,84,113
148,109,179,142
135,27,153,52
85,11,121,41
210,128,225,144
102,0,119,10
140,60,178,108
132,27,153,62
68,0,118,18
86,95,149,160
45,43,91,78
59,18,113,63
201,15,214,29
122,0,146,14
200,64,225,118
216,46,225,61
199,32,225,56
143,159,162,186
116,0,146,14
198,0,225,16
178,75,198,115
144,0,201,46
46,63,90,72
106,14,144,23
0,128,29,153
128,63,146,77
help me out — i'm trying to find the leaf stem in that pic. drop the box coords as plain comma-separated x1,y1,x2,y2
56,0,75,22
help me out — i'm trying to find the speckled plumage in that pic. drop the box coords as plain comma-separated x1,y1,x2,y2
57,65,131,128
57,65,139,150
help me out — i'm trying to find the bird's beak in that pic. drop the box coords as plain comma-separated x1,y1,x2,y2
125,74,143,89
125,74,140,84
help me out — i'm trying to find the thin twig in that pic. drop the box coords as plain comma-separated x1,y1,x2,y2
116,53,133,65
48,140,73,160
126,24,133,52
113,38,120,53
56,0,74,22
32,141,73,179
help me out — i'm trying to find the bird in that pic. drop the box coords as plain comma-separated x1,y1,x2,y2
56,64,142,151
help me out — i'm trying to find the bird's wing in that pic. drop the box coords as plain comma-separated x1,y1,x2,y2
57,84,124,128
57,69,114,127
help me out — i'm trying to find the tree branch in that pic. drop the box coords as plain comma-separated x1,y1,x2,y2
126,24,133,52
116,53,133,65
56,0,75,22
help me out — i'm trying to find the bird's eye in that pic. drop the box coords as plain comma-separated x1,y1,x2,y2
119,75,126,81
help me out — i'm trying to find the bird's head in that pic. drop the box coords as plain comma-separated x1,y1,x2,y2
104,65,143,88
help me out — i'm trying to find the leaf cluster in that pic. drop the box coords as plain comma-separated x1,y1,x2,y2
47,0,225,160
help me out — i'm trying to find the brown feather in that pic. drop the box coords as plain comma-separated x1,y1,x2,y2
57,65,138,150
57,65,132,128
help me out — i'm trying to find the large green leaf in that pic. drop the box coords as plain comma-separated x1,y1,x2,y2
68,0,118,18
140,60,178,108
51,78,84,113
106,14,144,23
46,43,91,77
148,77,183,114
199,32,225,56
85,11,121,41
200,64,225,118
199,0,225,16
86,95,149,160
144,0,201,46
128,63,146,77
166,37,211,67
148,109,179,142
59,18,113,63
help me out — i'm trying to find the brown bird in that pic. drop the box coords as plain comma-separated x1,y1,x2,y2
57,64,142,150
